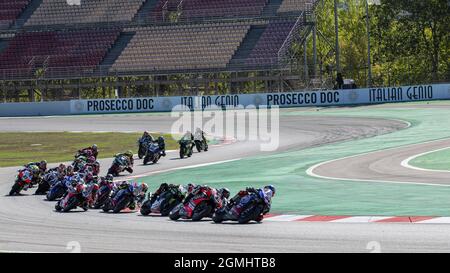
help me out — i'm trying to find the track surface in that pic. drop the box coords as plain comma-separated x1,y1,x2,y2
310,138,450,186
2,110,450,252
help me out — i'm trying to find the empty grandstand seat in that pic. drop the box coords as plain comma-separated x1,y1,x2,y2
25,0,145,26
0,0,30,29
112,22,250,72
0,29,120,77
149,0,268,22
245,21,295,66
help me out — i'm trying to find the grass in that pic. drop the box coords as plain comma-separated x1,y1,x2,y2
409,147,450,171
0,132,179,167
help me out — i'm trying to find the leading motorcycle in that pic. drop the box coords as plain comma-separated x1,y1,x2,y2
212,190,267,224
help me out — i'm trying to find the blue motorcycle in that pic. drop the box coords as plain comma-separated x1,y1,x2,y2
46,177,72,201
143,142,161,165
102,184,136,213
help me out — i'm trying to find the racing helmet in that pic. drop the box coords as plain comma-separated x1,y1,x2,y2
140,183,149,193
119,181,129,189
219,188,230,199
263,185,276,197
40,160,48,167
125,150,133,157
92,144,98,151
30,165,40,174
187,183,196,193
106,174,114,182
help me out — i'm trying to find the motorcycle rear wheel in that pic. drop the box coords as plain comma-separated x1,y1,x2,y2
140,200,152,216
192,203,212,221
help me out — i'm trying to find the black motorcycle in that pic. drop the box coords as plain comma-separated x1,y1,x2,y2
194,139,208,153
179,139,193,159
143,142,161,165
140,189,184,216
103,186,135,213
137,138,149,159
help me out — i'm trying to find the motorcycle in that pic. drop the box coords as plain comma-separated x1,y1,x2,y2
137,138,149,159
72,156,87,172
143,142,161,165
35,171,59,195
169,189,216,221
9,169,33,196
55,183,88,212
46,178,71,201
179,139,193,159
213,191,267,224
107,155,133,177
140,188,184,216
102,184,136,213
93,181,114,209
194,139,208,153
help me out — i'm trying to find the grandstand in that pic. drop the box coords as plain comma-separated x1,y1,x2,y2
0,0,321,102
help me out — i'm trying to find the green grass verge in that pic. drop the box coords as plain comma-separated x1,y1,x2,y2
0,132,179,167
409,148,450,171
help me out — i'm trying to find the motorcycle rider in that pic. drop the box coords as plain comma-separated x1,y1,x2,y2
35,166,66,195
114,150,134,173
141,131,155,143
182,131,194,141
149,183,184,204
228,185,276,219
182,184,217,206
157,136,167,157
194,128,207,144
112,181,148,210
85,156,100,175
77,144,99,159
47,163,67,176
25,160,47,175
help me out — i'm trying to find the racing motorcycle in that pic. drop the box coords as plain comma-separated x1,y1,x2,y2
9,169,34,196
46,177,72,201
143,142,161,165
35,171,60,195
169,188,217,221
212,190,267,224
102,184,136,213
140,187,185,216
179,139,193,159
72,156,87,172
194,139,208,153
107,155,133,177
137,138,149,159
55,182,89,212
93,180,114,209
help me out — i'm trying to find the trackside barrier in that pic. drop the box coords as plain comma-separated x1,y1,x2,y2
0,84,449,117
69,83,450,114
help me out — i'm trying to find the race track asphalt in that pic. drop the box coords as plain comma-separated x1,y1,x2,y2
2,109,450,253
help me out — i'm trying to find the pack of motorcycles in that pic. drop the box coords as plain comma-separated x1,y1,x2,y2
8,136,269,224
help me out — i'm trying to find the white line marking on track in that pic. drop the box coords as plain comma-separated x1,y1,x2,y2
306,128,450,187
400,146,450,173
125,158,242,181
